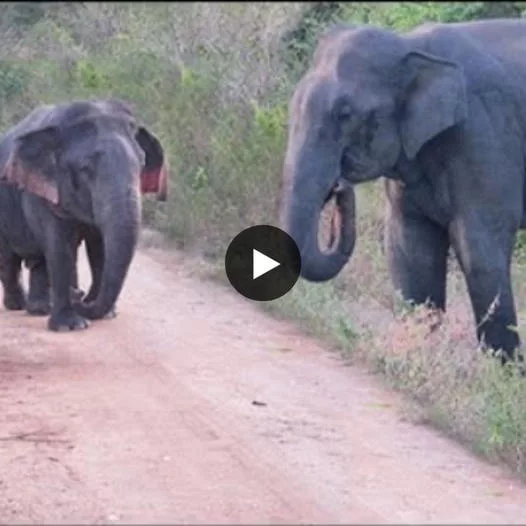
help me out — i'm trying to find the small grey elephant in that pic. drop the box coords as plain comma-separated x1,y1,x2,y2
0,99,168,331
280,19,526,364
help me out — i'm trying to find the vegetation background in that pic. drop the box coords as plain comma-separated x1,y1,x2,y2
3,0,526,478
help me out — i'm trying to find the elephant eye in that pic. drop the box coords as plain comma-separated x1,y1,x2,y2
336,105,357,139
77,166,95,183
69,168,80,190
332,98,357,139
337,103,353,122
66,161,90,190
366,111,379,131
361,111,382,153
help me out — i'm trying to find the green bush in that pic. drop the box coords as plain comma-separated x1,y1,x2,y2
0,60,29,101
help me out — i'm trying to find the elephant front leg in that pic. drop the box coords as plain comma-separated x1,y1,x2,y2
45,226,90,332
450,222,521,364
385,206,449,313
69,234,86,303
26,258,51,316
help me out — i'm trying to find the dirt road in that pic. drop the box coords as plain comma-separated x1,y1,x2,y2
1,243,526,524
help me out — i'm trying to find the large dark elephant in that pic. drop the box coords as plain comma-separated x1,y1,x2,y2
0,99,168,331
280,19,526,364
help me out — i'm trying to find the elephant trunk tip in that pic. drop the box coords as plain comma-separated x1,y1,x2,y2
299,251,351,282
289,180,356,283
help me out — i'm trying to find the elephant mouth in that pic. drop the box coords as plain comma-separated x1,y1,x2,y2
342,150,385,182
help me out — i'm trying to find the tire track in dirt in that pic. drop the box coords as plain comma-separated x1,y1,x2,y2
1,244,526,524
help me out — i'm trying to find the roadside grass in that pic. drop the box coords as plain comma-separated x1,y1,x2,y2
2,1,526,484
260,265,526,479
261,187,526,478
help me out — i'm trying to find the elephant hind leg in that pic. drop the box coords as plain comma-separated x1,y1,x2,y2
0,250,25,311
450,219,521,364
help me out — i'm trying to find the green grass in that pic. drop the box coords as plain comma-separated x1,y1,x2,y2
2,1,526,480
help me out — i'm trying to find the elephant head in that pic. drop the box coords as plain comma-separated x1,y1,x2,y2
280,25,467,282
0,100,169,319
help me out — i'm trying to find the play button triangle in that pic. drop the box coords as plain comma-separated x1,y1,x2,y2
253,249,280,280
224,225,301,301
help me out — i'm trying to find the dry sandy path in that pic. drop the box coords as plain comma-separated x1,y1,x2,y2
1,244,526,524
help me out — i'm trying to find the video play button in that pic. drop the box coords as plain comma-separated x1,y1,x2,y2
253,249,280,279
225,225,301,301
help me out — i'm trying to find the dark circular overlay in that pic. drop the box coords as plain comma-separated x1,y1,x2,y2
225,225,302,302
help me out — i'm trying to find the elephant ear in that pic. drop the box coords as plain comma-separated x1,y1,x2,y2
399,51,468,160
0,126,62,204
136,126,168,202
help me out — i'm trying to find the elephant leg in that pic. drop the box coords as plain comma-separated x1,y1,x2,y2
69,240,85,303
26,258,51,316
83,228,117,319
0,250,25,311
45,223,89,332
385,205,449,312
449,220,521,364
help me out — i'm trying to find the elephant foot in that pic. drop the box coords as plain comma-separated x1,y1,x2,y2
48,308,90,332
3,289,25,311
26,297,51,316
74,301,117,321
103,305,117,320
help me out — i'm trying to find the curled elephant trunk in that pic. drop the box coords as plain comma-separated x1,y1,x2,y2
280,161,356,282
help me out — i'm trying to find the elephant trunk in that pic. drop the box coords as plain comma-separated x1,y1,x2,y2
280,148,356,282
78,193,141,320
